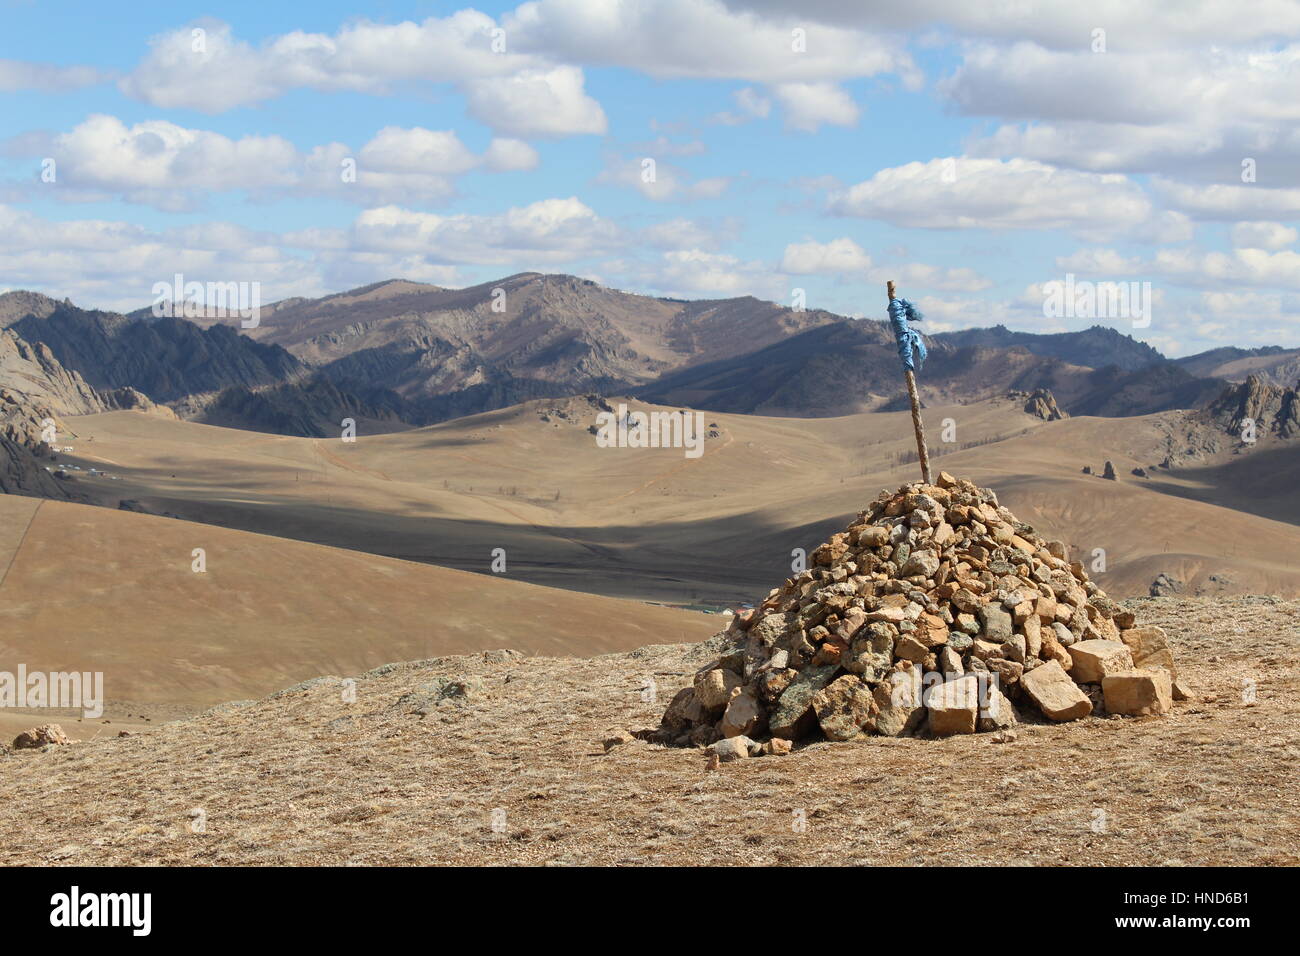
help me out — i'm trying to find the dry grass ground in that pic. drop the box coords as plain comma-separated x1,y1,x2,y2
2,596,1295,866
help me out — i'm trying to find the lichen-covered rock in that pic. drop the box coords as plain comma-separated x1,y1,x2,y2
811,674,876,741
769,664,838,739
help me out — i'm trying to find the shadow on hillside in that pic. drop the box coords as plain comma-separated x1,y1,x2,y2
1138,442,1300,527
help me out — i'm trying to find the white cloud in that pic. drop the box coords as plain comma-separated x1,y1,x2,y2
597,156,730,202
627,249,786,298
505,0,913,83
781,238,991,291
1154,247,1300,291
957,42,1300,193
482,138,541,171
462,66,607,138
638,218,732,251
0,204,326,310
0,59,108,92
878,262,991,293
1054,249,1147,275
118,16,606,138
828,157,1158,239
721,0,1300,50
348,197,621,265
113,5,915,139
773,82,860,131
1231,221,1299,251
1154,179,1300,221
781,237,870,274
10,116,539,209
712,87,771,125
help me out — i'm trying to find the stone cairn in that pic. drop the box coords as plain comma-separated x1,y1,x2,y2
653,473,1184,760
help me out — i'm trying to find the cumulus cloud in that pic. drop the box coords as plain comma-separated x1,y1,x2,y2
1231,221,1299,251
1054,248,1147,276
597,156,730,202
1155,179,1300,221
112,5,915,138
504,0,913,83
955,41,1300,198
462,66,606,138
117,16,606,138
0,198,627,309
711,87,771,126
638,217,739,250
0,59,109,92
781,237,871,274
1054,244,1300,292
828,157,1159,240
618,248,786,298
0,203,327,310
348,197,621,265
772,82,860,131
781,238,991,291
720,0,1300,50
8,116,540,209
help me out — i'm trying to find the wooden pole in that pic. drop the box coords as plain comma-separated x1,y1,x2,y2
887,280,933,485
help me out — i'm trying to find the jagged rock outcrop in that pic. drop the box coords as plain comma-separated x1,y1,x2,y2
10,302,304,403
0,326,183,497
1203,375,1300,440
1149,573,1185,597
1012,387,1067,421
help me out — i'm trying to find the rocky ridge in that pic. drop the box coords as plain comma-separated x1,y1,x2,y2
655,474,1184,758
1203,374,1300,439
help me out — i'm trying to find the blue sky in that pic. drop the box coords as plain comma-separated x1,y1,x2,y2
2,0,1300,357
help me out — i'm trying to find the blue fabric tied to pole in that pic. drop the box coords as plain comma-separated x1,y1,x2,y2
887,297,927,373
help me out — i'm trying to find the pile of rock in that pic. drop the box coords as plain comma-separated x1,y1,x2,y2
654,474,1184,759
12,724,72,749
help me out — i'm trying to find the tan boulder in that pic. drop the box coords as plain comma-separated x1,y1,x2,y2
857,525,889,548
924,674,979,736
663,687,705,729
1022,615,1042,658
951,588,981,613
914,613,950,648
721,689,765,738
894,634,929,663
1119,626,1178,678
871,668,924,737
707,736,752,762
1021,660,1092,721
694,668,743,710
1068,639,1134,683
12,724,72,749
1039,628,1073,669
977,682,1019,731
1102,669,1172,716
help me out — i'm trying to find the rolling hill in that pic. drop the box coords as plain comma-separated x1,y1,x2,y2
39,393,1300,611
0,493,716,715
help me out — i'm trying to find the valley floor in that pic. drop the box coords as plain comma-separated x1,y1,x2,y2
2,596,1295,866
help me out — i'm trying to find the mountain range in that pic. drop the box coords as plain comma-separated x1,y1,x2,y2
0,275,1292,454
